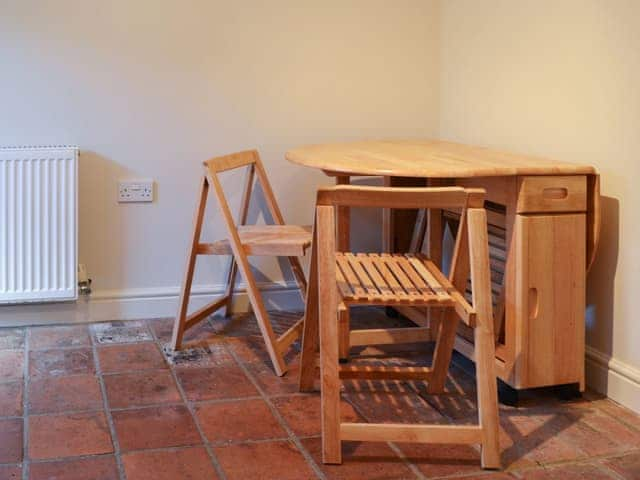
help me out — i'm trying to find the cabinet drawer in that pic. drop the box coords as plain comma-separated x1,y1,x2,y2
517,176,586,213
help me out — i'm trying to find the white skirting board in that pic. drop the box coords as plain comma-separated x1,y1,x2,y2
0,281,303,327
585,345,640,414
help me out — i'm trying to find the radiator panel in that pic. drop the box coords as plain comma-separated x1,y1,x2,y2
1,146,78,303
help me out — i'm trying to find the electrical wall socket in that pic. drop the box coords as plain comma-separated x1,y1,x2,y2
118,180,154,203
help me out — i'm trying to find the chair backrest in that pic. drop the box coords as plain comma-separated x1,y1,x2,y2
315,185,487,285
316,185,485,210
203,149,286,227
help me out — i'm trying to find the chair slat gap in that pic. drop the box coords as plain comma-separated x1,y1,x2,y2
358,254,394,299
369,254,408,299
336,254,366,299
380,253,419,299
345,253,381,298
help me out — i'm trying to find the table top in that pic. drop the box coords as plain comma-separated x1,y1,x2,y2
285,139,596,178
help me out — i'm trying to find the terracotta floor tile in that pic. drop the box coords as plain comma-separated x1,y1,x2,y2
29,411,113,460
521,430,584,465
243,360,301,396
442,474,514,480
29,375,103,414
215,440,317,480
223,336,271,363
224,335,298,366
596,398,640,431
176,365,258,401
103,370,181,408
212,311,302,342
122,446,219,480
398,442,483,478
196,398,286,443
0,418,23,463
29,455,119,480
29,325,90,350
162,340,235,368
302,437,414,480
580,408,640,448
343,381,444,425
518,462,616,479
604,451,640,479
92,321,153,344
548,411,624,457
29,348,95,377
0,350,24,380
0,328,25,350
98,343,167,373
273,394,360,437
148,317,218,345
0,465,21,479
496,410,585,468
113,405,201,451
0,381,23,416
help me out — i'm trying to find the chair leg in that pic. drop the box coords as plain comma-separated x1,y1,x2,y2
171,176,209,351
426,311,459,394
243,272,288,376
223,258,238,317
299,227,319,392
317,205,341,464
467,207,500,469
338,307,350,361
475,320,501,468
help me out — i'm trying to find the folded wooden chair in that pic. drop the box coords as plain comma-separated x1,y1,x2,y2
171,150,311,376
298,185,500,468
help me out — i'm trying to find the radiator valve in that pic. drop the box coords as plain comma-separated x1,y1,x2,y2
78,264,92,296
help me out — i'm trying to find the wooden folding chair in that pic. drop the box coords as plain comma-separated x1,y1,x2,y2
298,185,500,468
171,150,311,376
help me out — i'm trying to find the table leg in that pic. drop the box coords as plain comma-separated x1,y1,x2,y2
335,176,350,360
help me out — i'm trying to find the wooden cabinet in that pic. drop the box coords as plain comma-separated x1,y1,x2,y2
514,213,586,389
393,174,594,393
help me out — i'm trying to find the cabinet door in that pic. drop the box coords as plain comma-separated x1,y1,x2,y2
515,214,586,389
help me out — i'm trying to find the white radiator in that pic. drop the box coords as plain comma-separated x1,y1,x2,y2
0,146,78,304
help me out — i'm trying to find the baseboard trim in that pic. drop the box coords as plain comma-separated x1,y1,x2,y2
0,281,304,327
586,345,640,414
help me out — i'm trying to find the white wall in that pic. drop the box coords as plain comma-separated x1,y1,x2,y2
438,0,640,411
0,0,441,319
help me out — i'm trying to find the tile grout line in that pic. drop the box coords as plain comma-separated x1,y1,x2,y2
223,344,328,480
90,328,128,480
148,322,229,480
21,329,30,480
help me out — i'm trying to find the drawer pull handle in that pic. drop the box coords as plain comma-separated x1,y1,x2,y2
528,288,539,320
543,187,568,200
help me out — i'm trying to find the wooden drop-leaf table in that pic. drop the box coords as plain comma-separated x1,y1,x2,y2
286,140,600,400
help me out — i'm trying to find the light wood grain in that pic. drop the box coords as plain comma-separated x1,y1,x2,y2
223,163,255,317
515,213,586,389
196,225,312,256
338,365,433,381
300,185,500,468
516,175,587,213
340,423,483,444
286,139,596,178
171,176,211,350
467,208,500,469
349,327,433,346
317,205,342,464
171,150,310,377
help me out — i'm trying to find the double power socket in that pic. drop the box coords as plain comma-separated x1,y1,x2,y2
118,180,154,203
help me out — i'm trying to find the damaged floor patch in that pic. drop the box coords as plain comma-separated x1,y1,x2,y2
92,321,153,344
